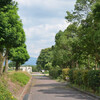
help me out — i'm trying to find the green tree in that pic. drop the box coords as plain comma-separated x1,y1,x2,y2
32,65,38,72
0,0,12,8
36,47,53,70
53,24,78,68
8,61,16,68
9,45,30,71
65,0,96,23
0,0,26,74
44,62,52,70
37,0,100,70
65,0,100,69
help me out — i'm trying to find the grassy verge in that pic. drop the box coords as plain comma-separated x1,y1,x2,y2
9,71,30,86
68,83,100,97
0,74,16,100
0,71,31,100
0,82,16,100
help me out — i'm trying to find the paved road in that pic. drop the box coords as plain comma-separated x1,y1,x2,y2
28,76,98,100
31,72,49,76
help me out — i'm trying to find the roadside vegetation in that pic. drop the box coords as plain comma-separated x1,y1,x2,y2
0,0,30,75
68,69,100,96
0,0,31,99
32,65,39,72
37,0,100,96
9,71,30,86
0,82,16,100
0,71,31,100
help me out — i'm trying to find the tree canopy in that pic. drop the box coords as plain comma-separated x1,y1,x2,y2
36,47,53,70
9,44,30,70
37,0,100,70
0,0,29,74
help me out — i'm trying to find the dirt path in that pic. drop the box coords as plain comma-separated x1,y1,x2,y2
27,76,98,100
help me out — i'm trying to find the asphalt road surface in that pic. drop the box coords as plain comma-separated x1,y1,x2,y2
27,76,98,100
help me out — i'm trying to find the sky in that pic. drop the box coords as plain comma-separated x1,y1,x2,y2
15,0,76,58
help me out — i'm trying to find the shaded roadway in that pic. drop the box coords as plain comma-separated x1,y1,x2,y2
27,75,98,100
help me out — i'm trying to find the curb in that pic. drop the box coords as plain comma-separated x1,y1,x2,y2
68,83,100,100
23,76,36,100
19,77,32,100
23,94,29,100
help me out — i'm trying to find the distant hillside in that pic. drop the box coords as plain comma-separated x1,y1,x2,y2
24,57,37,65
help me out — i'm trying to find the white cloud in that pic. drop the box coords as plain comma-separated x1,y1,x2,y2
24,20,69,39
14,0,75,58
16,0,75,10
25,20,69,57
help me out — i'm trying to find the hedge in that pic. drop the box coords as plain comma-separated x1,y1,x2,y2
62,68,70,80
68,69,100,92
49,68,62,79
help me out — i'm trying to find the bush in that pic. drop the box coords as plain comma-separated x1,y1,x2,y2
68,69,74,83
10,72,30,86
68,69,100,92
81,70,89,86
32,66,38,72
49,67,62,79
0,82,16,100
87,70,100,91
73,70,84,86
62,68,70,80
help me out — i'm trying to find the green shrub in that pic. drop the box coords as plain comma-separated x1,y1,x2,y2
32,65,38,72
49,68,62,79
68,69,100,92
73,70,84,86
10,72,30,86
87,70,100,92
62,68,70,80
0,82,16,100
44,71,49,74
81,70,88,86
68,69,74,83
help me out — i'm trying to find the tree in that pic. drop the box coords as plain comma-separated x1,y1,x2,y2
36,47,53,70
65,0,100,69
8,61,16,68
0,0,26,74
32,65,38,72
0,0,12,8
9,45,30,71
37,0,100,70
44,62,52,70
53,24,78,68
65,0,96,23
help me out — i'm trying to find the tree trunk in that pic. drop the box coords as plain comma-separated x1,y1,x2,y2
76,61,79,68
0,52,5,75
95,60,98,70
16,62,19,71
88,56,90,69
4,49,9,73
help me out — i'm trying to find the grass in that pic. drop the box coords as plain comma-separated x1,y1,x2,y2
0,77,16,100
69,83,100,97
43,71,49,74
9,71,31,86
0,71,31,100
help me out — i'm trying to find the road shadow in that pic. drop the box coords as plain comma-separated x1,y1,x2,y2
33,76,97,100
33,76,51,81
37,84,97,100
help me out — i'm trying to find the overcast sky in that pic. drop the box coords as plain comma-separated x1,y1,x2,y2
16,0,76,58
